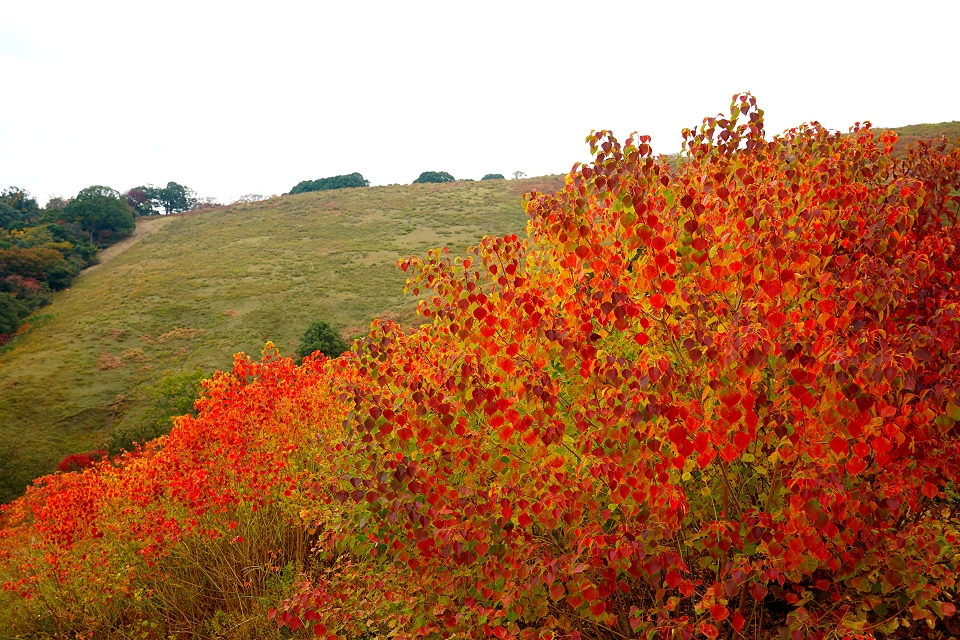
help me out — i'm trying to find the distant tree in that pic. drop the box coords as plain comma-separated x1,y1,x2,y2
124,188,158,216
156,182,196,214
512,171,527,180
190,197,222,210
481,174,505,180
0,187,40,215
289,172,370,195
412,171,455,184
296,319,348,360
63,186,135,244
232,194,268,204
0,187,40,229
44,196,72,212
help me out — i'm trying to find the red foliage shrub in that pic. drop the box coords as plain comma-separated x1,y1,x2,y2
271,95,960,638
57,450,107,473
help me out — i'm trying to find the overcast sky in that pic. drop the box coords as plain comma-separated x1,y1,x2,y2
1,0,957,206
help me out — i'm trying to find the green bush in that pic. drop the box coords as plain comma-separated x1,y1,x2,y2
296,319,348,361
105,368,208,455
412,171,454,184
289,173,370,195
64,185,135,245
481,173,504,180
0,292,29,336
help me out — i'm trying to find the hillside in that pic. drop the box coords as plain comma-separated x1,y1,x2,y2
889,121,960,156
0,176,563,502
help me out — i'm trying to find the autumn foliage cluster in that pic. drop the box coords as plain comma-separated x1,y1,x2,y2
2,94,960,639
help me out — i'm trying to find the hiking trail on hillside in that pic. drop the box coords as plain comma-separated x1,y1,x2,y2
81,215,176,275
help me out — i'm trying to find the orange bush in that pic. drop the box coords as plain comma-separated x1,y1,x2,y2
274,95,960,638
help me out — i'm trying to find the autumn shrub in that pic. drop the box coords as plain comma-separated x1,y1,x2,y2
0,346,346,637
268,95,960,638
56,449,107,473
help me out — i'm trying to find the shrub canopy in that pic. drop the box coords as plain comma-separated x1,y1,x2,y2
413,171,455,184
64,186,135,243
289,172,370,195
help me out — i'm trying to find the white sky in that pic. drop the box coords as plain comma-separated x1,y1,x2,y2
1,0,957,206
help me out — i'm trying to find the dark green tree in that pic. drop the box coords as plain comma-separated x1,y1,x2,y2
157,182,196,214
481,173,505,180
0,187,40,229
296,320,348,360
64,186,135,244
289,172,370,195
0,292,29,336
412,171,455,184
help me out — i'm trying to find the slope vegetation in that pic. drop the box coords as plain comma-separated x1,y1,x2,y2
0,177,562,501
890,121,960,156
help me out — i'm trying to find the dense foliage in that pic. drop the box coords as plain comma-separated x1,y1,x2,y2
125,181,197,215
64,186,135,244
0,188,100,342
483,174,506,181
414,171,456,184
1,95,959,638
296,319,348,361
289,173,370,195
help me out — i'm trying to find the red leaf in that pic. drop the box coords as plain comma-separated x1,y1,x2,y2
767,310,787,328
732,612,745,632
710,604,729,621
649,293,666,309
288,616,303,632
719,391,742,408
845,456,867,475
750,583,768,602
829,436,848,456
733,430,750,451
720,443,739,462
314,623,327,637
635,332,649,346
666,570,682,588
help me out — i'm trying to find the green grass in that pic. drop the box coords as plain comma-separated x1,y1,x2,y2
0,176,564,502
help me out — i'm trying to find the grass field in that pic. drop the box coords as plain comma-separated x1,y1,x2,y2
0,176,563,502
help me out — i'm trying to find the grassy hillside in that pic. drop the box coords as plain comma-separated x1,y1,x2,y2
889,121,960,156
0,176,563,501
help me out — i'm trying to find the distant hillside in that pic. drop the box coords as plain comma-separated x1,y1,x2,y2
0,176,563,501
889,121,960,157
